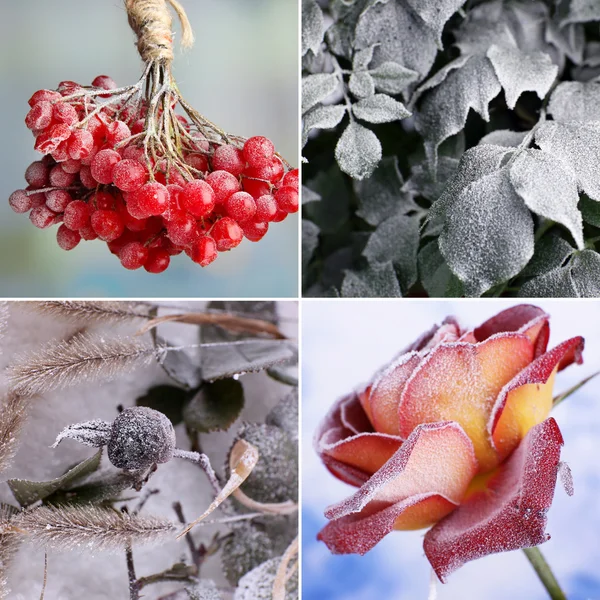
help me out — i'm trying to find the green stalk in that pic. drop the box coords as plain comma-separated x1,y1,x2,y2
523,547,567,600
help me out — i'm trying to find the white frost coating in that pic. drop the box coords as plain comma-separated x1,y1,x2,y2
352,94,411,124
548,80,600,122
348,71,375,99
234,557,297,600
561,0,600,25
51,419,112,449
335,121,382,180
558,461,574,496
302,104,346,146
509,149,584,249
369,61,419,95
341,261,401,297
479,129,528,147
186,579,224,600
301,73,339,114
301,0,324,56
487,44,558,109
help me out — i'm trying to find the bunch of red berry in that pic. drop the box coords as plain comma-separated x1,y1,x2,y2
9,75,298,273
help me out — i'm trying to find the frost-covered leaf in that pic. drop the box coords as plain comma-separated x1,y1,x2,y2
353,46,375,71
418,240,464,297
362,214,420,293
302,0,324,56
231,424,298,504
548,80,600,122
417,55,501,168
302,220,320,271
8,450,102,507
352,94,411,123
369,61,420,94
520,250,600,297
403,156,459,202
157,338,202,390
302,104,346,146
234,557,298,600
326,0,371,59
354,157,416,226
404,0,467,43
561,0,600,25
520,233,575,278
301,185,320,205
335,121,382,180
184,378,244,433
46,471,140,506
509,149,584,249
479,129,528,147
487,45,558,109
439,166,534,297
348,71,375,99
303,168,350,233
186,580,224,600
136,384,187,426
341,261,402,297
266,389,299,443
535,121,600,201
579,195,600,227
302,73,339,114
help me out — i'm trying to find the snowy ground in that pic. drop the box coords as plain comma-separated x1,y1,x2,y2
0,300,297,599
302,300,600,600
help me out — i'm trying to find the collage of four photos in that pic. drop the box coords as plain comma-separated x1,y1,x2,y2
1,1,600,599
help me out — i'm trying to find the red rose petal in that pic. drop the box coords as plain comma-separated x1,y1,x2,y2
424,417,564,582
473,305,548,342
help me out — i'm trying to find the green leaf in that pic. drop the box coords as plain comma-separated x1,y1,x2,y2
157,339,202,390
418,240,464,298
341,261,402,297
136,384,188,426
335,121,382,180
183,378,245,433
520,234,575,278
579,195,600,227
45,471,139,506
8,450,102,507
352,94,411,123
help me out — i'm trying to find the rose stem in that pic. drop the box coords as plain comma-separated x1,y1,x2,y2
523,547,567,600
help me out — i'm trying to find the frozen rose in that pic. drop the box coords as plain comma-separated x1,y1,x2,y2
315,304,583,581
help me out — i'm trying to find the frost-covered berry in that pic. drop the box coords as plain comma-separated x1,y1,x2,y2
107,406,176,470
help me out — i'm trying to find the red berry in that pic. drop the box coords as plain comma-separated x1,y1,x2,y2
254,194,278,221
91,209,125,242
9,190,32,214
275,186,299,213
106,121,131,145
246,156,284,184
242,221,269,242
119,241,149,270
123,145,145,163
271,208,288,223
34,124,71,154
58,81,82,96
61,159,82,174
131,119,146,135
57,224,81,250
25,102,53,131
112,159,148,192
25,161,49,188
28,89,61,107
212,145,246,176
79,165,96,188
180,180,216,217
49,164,76,187
53,103,78,126
211,217,243,251
68,129,94,160
51,141,70,163
27,187,46,208
225,191,256,222
282,168,299,190
79,225,99,241
63,200,91,230
185,153,209,172
92,75,117,96
45,190,72,212
86,115,106,142
127,182,169,218
29,205,57,229
190,236,217,266
242,177,271,199
243,136,275,169
206,170,241,203
166,211,199,246
91,149,121,184
144,248,170,273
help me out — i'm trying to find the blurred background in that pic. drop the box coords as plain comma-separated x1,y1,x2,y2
303,300,600,600
0,0,298,297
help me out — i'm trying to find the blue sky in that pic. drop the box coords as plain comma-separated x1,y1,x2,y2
302,300,600,600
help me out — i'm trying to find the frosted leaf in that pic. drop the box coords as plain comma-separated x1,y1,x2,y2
413,55,470,102
561,0,600,25
341,261,402,297
302,0,324,56
352,94,411,123
521,234,575,278
362,214,420,293
302,220,320,271
353,46,375,71
403,156,459,202
266,389,299,443
303,168,350,233
545,20,585,65
535,121,600,201
301,73,339,114
348,71,375,99
403,0,466,44
354,156,416,226
547,80,600,122
509,149,584,249
186,581,223,600
417,55,501,169
335,121,382,180
487,45,558,109
302,104,346,146
52,419,112,449
479,129,528,147
558,461,574,496
354,0,440,78
222,522,276,586
326,0,371,59
301,185,320,205
369,61,419,95
580,195,600,227
520,250,600,297
418,240,464,298
439,166,534,297
234,557,298,600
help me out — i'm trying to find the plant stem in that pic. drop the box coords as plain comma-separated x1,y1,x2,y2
523,547,567,600
126,547,139,600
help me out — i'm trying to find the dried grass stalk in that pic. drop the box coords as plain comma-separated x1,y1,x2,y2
7,333,158,396
17,505,176,552
0,392,30,475
0,505,21,599
30,301,152,324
